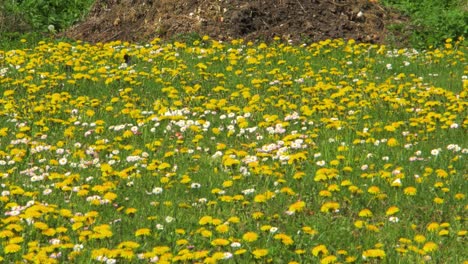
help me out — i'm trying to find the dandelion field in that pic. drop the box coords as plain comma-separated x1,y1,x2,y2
0,36,467,263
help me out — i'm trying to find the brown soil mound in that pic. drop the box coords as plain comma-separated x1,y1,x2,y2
64,0,408,44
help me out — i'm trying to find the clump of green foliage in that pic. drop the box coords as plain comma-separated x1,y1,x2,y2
382,0,467,48
0,0,94,35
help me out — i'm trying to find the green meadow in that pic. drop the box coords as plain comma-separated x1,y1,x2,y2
0,36,467,263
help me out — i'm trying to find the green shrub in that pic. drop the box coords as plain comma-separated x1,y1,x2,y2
382,0,467,48
1,0,95,33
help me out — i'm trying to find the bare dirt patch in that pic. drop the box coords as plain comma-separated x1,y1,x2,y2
64,0,408,44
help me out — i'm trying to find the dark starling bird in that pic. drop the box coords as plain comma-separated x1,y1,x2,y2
124,54,131,65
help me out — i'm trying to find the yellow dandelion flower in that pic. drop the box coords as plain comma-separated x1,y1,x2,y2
341,180,352,186
422,241,438,252
366,224,380,232
399,238,412,244
312,244,329,256
440,222,450,228
56,226,67,233
212,218,223,226
42,228,56,236
210,251,227,261
275,233,294,245
367,186,380,194
391,178,402,187
92,224,113,238
176,239,189,246
0,230,15,238
414,235,426,243
337,249,348,255
438,229,449,236
302,226,318,235
358,209,373,217
327,184,340,192
4,243,21,253
0,127,9,137
125,208,137,215
120,250,135,260
212,127,221,135
320,202,340,213
386,206,399,215
199,216,213,225
175,229,185,235
319,190,332,197
254,194,267,203
135,228,151,237
8,236,23,244
223,157,240,166
280,187,296,195
261,225,272,231
71,219,86,230
362,249,386,259
252,211,264,219
6,224,23,232
404,186,417,196
433,197,444,204
103,192,118,201
384,125,396,132
295,249,306,255
235,249,247,255
435,169,448,178
387,138,399,147
211,238,230,246
288,200,306,213
3,89,14,97
152,246,170,255
427,222,440,232
85,109,95,117
117,241,140,249
243,232,259,242
216,143,226,150
63,126,75,138
228,216,240,223
201,230,212,238
321,255,337,264
349,185,363,194
215,224,230,233
222,180,233,188
179,175,191,184
252,248,268,259
33,222,49,230
293,171,305,179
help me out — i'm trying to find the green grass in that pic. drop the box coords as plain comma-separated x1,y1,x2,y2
0,37,467,263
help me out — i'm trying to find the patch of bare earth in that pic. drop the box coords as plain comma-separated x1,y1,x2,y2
64,0,408,44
